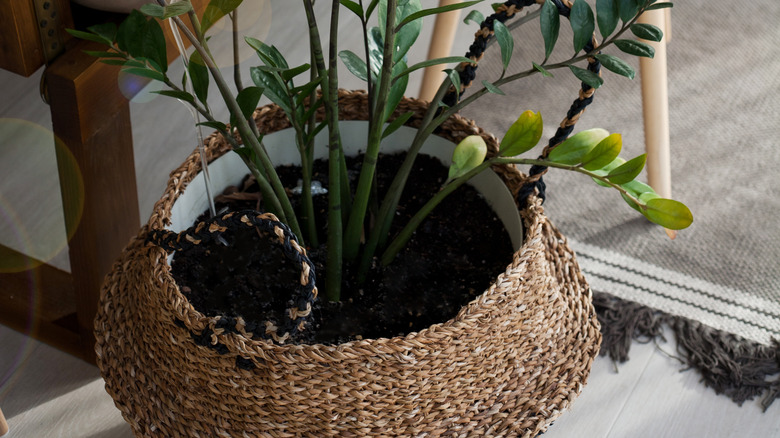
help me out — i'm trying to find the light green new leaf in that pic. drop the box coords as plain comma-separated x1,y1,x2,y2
630,23,663,42
614,39,655,58
493,20,513,73
202,0,243,34
580,133,622,170
570,0,595,54
482,80,505,95
340,0,364,19
569,65,603,88
596,0,618,38
448,135,487,180
594,53,635,79
162,1,194,19
139,4,165,18
644,198,693,230
607,153,646,184
548,128,609,165
592,157,625,186
500,111,543,156
464,10,485,25
532,62,554,77
621,179,654,196
540,0,560,60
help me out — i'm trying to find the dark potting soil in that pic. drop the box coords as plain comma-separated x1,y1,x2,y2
170,152,515,345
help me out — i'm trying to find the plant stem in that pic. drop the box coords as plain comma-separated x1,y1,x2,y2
168,14,303,243
231,11,244,93
343,0,397,261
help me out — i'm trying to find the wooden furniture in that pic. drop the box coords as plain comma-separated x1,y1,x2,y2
0,0,206,364
0,406,7,436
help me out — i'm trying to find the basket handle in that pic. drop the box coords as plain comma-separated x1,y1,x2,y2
148,211,318,345
443,0,602,206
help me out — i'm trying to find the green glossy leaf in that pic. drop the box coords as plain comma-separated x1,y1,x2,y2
98,59,129,66
548,128,609,165
367,27,384,78
365,0,381,19
621,179,654,196
645,2,674,11
280,63,311,82
383,60,409,121
188,50,210,105
245,37,289,68
116,10,148,58
305,120,328,145
614,39,655,58
570,0,595,54
630,23,663,42
382,111,414,139
644,198,693,230
202,0,243,34
594,53,635,79
444,68,462,100
393,0,423,62
596,0,618,38
293,77,323,107
152,89,195,103
396,0,482,30
532,62,554,77
143,18,167,73
463,9,485,25
394,56,473,79
569,65,603,88
249,67,291,114
122,67,165,82
592,157,625,186
231,86,263,129
540,0,560,60
139,3,165,18
448,135,487,180
580,133,622,170
482,80,505,95
500,111,543,156
607,153,646,183
617,0,639,23
66,29,113,46
621,192,642,213
340,0,364,19
83,50,125,59
493,20,513,72
197,120,228,132
87,23,118,44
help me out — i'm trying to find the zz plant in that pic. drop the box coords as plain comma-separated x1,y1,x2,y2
68,0,692,302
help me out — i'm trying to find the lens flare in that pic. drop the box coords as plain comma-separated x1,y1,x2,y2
118,69,164,104
0,118,84,273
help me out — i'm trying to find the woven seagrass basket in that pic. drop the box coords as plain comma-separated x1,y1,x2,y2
95,90,601,437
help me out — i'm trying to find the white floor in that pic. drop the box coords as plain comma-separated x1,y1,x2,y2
1,1,778,437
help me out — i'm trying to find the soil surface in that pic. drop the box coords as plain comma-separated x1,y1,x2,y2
171,152,515,345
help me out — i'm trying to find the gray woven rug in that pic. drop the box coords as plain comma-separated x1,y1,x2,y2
461,0,780,407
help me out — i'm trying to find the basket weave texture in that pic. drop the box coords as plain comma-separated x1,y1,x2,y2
95,90,601,437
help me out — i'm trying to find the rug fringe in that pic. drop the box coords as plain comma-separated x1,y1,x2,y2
593,292,780,411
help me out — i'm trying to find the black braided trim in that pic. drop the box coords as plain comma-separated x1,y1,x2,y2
148,211,318,346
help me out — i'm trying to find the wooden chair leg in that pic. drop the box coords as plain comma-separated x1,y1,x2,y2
0,406,9,436
418,0,462,101
639,9,674,238
639,8,671,199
